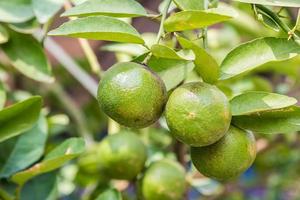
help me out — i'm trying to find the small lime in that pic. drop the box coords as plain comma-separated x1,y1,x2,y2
97,62,167,128
97,131,147,180
141,159,186,200
165,82,231,147
191,126,256,181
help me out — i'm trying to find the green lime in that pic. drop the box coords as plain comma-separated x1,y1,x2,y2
97,131,147,180
191,126,256,181
97,62,167,128
165,82,231,147
141,159,186,200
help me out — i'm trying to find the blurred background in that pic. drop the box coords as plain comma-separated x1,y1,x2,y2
1,0,300,199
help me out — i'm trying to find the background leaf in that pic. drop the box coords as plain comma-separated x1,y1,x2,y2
151,44,193,60
177,35,219,84
230,91,298,116
8,19,40,34
220,37,300,80
62,0,147,18
21,171,58,200
49,16,145,44
233,106,300,134
32,0,65,23
0,25,9,44
0,115,48,178
96,188,122,200
148,56,194,91
1,31,54,83
102,43,148,56
164,6,236,32
173,0,204,10
0,82,6,109
0,0,34,23
12,137,85,185
0,96,42,143
232,0,300,7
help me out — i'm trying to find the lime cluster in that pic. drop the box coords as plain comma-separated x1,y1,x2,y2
96,131,186,200
97,62,257,188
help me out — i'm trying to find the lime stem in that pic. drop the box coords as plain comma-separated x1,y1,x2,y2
155,0,172,44
202,0,209,49
143,0,172,65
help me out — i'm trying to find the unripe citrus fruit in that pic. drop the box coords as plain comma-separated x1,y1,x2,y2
191,126,256,181
97,62,167,128
141,159,186,200
165,82,231,147
97,131,147,180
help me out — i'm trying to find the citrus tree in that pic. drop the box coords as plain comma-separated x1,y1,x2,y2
0,0,300,199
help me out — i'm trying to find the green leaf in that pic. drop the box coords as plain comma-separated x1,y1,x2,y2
0,82,6,110
48,16,144,44
232,0,300,7
233,106,300,134
148,56,194,91
0,0,34,23
256,56,300,80
173,0,204,10
0,96,42,143
220,37,300,80
230,91,298,116
0,25,9,44
96,188,122,200
0,138,17,173
32,0,65,23
1,31,54,83
177,35,219,84
62,0,147,18
8,19,40,34
101,43,148,56
257,12,280,32
224,76,273,97
151,44,193,60
0,115,48,178
21,172,58,200
12,137,85,185
164,6,236,32
227,5,269,38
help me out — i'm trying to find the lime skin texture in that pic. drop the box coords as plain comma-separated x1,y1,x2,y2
141,159,186,200
97,62,167,128
97,131,147,180
191,126,257,181
165,82,232,147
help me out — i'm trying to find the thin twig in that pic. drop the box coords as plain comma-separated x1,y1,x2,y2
0,188,14,200
35,31,99,98
202,0,209,49
64,1,103,77
15,185,22,200
49,83,94,145
155,0,172,44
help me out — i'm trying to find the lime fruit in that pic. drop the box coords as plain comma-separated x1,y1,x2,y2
191,126,256,181
97,62,167,128
165,82,231,147
97,131,147,180
141,159,186,200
